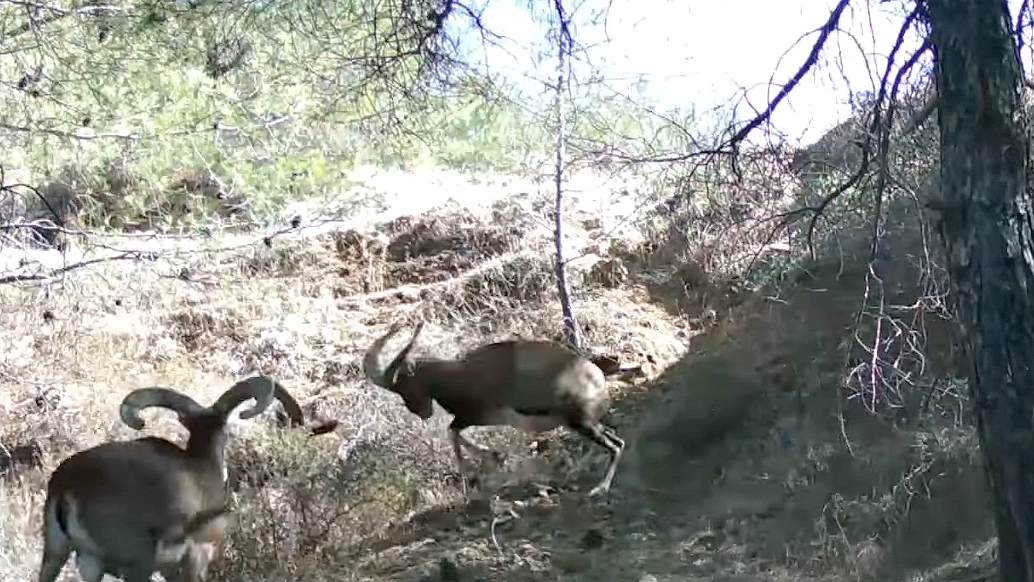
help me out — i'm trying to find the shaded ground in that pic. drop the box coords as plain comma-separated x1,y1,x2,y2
336,253,991,582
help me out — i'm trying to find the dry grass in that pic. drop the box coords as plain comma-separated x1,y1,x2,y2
0,177,991,582
0,192,691,581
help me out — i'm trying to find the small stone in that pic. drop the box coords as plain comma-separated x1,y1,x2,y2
639,575,659,582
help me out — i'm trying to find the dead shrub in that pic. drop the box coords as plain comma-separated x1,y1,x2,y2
330,216,527,295
382,211,526,287
328,230,391,295
305,359,356,386
163,167,250,224
164,306,247,352
461,254,557,302
221,429,348,579
241,244,332,278
220,418,462,581
385,208,526,262
385,251,484,287
2,412,81,481
0,439,43,476
587,257,629,289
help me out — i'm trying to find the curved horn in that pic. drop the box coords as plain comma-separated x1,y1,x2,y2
270,380,304,428
383,322,425,386
120,388,206,430
362,322,406,387
210,376,278,420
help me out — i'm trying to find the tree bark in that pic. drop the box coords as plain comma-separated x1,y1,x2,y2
552,0,582,349
927,0,1034,579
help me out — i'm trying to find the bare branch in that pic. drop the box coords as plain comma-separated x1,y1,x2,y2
724,0,852,150
0,251,150,285
0,0,122,38
0,122,139,142
900,91,938,134
796,4,929,257
608,0,852,167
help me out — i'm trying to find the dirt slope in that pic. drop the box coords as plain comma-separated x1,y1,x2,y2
0,170,993,582
336,249,992,582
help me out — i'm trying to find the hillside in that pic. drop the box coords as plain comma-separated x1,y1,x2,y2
0,166,993,582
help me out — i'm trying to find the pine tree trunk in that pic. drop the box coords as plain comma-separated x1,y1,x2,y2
927,0,1034,578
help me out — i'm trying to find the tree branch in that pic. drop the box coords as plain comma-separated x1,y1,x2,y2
723,0,852,150
742,3,931,272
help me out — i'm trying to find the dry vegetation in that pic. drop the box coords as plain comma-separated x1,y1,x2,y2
0,167,992,582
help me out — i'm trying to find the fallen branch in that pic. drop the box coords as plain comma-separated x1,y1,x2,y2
0,251,153,285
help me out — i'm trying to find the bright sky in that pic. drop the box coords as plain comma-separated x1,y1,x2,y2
457,0,1028,146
